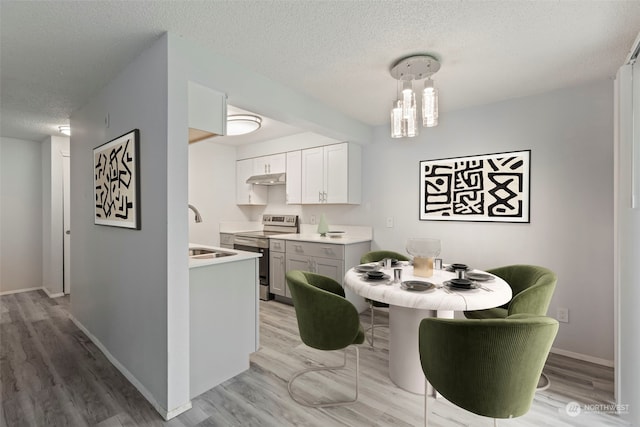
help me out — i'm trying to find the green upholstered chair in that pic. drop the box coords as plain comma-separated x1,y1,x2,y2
285,270,365,407
464,264,557,390
359,250,410,347
419,314,559,427
464,265,557,319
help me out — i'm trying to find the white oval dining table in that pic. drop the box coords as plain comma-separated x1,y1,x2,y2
343,263,512,395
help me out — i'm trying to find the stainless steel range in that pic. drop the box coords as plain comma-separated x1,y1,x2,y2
233,214,298,300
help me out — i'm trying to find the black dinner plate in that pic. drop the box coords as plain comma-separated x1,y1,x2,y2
445,264,472,272
355,264,379,273
465,272,494,282
364,274,390,282
443,280,479,290
401,280,435,292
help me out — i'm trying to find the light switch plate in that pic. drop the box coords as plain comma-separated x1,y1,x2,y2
386,217,394,228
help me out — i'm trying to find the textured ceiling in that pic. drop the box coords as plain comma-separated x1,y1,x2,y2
1,1,639,142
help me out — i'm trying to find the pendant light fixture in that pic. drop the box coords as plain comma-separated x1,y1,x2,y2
389,55,441,138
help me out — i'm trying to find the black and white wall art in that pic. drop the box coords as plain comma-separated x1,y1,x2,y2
419,150,530,223
93,129,140,229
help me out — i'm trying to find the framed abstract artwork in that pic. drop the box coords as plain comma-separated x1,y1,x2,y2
93,129,141,229
419,150,530,223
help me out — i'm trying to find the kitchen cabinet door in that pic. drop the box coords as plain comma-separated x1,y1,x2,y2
286,150,302,204
313,257,344,283
324,143,349,203
270,251,287,297
254,153,286,175
301,147,325,204
267,153,286,174
300,143,361,204
236,159,267,205
188,82,226,143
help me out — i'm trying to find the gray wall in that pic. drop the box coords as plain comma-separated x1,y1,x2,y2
0,137,43,294
247,80,615,363
615,61,639,424
70,35,182,415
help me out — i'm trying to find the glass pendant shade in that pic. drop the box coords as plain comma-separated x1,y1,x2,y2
401,81,418,137
422,79,439,127
390,100,404,138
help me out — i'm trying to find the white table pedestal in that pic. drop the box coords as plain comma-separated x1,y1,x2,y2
388,305,454,395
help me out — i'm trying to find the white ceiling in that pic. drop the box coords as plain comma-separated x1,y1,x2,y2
1,1,639,143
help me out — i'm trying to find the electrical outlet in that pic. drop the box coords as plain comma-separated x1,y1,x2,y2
557,307,569,323
386,217,394,228
310,215,316,225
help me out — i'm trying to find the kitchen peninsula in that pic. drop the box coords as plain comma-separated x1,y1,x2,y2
188,244,261,398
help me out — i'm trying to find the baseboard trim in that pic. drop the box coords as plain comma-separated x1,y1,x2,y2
0,286,43,296
550,347,614,368
69,315,192,420
41,287,65,298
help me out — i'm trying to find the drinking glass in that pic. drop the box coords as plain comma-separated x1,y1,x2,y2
406,238,441,278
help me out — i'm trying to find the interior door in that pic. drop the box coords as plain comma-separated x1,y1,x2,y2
62,153,71,294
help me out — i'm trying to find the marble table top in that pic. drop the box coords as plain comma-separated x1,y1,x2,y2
343,263,512,312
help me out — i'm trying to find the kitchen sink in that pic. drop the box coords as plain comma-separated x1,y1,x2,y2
189,248,236,259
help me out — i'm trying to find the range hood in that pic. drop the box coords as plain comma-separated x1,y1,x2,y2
246,172,286,185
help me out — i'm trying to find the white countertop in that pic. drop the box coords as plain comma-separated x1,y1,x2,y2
273,232,372,245
189,243,261,269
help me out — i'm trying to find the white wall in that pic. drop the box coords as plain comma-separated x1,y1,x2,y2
0,137,43,294
41,135,69,297
70,34,186,417
251,80,615,363
188,141,250,245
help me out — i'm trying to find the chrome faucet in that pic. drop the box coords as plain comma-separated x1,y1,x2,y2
188,204,203,223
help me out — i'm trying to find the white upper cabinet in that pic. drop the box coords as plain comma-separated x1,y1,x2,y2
236,159,267,205
254,153,285,175
301,142,361,204
188,82,227,143
301,147,325,203
286,151,302,204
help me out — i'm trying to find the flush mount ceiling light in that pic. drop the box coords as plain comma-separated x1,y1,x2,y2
389,54,441,138
58,125,71,136
226,114,262,136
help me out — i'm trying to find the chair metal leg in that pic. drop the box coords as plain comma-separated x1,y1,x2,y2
424,379,429,427
370,302,375,347
365,301,388,348
536,372,551,391
288,345,360,408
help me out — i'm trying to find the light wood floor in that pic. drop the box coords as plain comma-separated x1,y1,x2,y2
0,290,630,426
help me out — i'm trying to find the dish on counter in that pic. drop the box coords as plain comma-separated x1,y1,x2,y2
401,280,435,292
327,231,345,238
